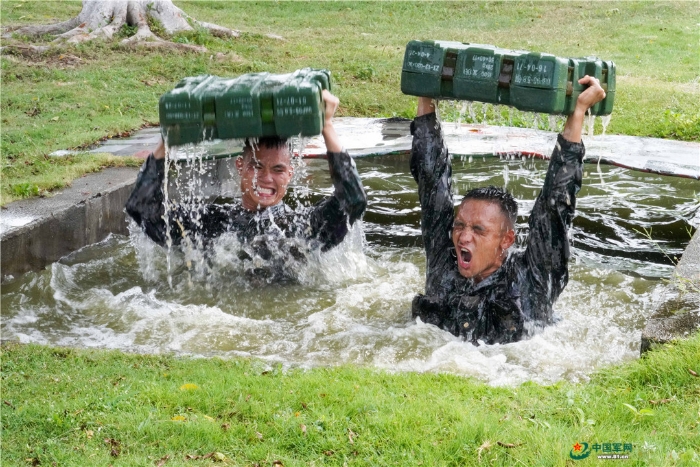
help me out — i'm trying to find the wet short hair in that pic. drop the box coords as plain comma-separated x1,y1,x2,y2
242,136,290,158
461,185,518,229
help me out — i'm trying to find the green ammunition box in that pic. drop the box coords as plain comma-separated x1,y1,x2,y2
563,57,616,116
401,40,616,116
566,57,615,115
453,44,502,104
401,40,514,102
159,75,218,146
212,73,262,139
401,40,456,98
272,70,326,137
159,68,331,146
510,52,570,114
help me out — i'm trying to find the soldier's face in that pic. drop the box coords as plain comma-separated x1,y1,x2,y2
236,146,294,211
452,199,515,283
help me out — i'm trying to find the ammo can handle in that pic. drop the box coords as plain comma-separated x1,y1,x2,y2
566,66,608,96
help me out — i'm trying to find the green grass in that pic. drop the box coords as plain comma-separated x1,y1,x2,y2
1,1,698,203
2,335,699,466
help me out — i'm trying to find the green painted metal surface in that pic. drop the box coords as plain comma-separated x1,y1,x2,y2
159,68,331,146
401,40,615,116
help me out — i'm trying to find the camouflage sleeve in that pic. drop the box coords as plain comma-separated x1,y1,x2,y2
522,134,585,322
409,112,457,297
125,154,169,246
308,150,367,251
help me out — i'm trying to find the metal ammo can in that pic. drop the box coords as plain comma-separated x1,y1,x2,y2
159,68,332,146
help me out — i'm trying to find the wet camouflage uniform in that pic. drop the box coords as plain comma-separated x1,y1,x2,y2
126,150,366,281
410,112,585,345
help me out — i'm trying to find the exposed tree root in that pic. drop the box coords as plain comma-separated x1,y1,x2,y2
120,40,207,54
1,44,52,57
1,0,252,52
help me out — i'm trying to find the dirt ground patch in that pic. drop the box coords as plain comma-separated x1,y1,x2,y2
2,45,88,69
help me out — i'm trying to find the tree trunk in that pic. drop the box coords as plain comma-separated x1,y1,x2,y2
3,0,250,52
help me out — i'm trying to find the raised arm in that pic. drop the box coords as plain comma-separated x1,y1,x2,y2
522,76,606,321
410,97,458,296
308,90,367,251
125,138,232,247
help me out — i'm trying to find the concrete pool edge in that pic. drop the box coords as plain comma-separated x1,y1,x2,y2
1,167,140,280
641,228,700,354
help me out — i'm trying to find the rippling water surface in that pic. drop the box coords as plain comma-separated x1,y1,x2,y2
2,150,698,386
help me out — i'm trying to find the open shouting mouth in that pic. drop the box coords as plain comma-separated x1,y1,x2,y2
458,248,472,269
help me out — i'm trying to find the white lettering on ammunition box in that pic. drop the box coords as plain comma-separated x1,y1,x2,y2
275,96,309,107
408,50,434,59
462,55,495,79
229,97,253,106
224,110,254,118
226,97,254,118
406,62,441,72
163,102,194,110
164,112,199,120
514,60,554,86
276,106,313,116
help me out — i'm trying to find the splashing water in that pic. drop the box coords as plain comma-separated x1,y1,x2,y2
162,133,175,287
467,101,477,123
164,140,215,285
436,100,594,136
548,115,566,133
585,110,596,137
433,99,441,127
532,113,542,131
601,113,613,136
457,101,468,128
3,150,697,386
507,106,514,127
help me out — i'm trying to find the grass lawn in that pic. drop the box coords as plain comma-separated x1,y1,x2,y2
1,1,699,203
1,335,699,466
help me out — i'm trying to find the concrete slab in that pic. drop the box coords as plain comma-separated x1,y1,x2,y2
1,167,140,280
90,144,131,153
641,228,700,353
134,127,161,134
297,118,699,179
48,119,699,179
676,228,700,282
130,135,161,143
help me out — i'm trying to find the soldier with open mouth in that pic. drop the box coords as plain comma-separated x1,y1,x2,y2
410,76,606,345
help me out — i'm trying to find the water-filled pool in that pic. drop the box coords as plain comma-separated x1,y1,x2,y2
2,150,698,386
